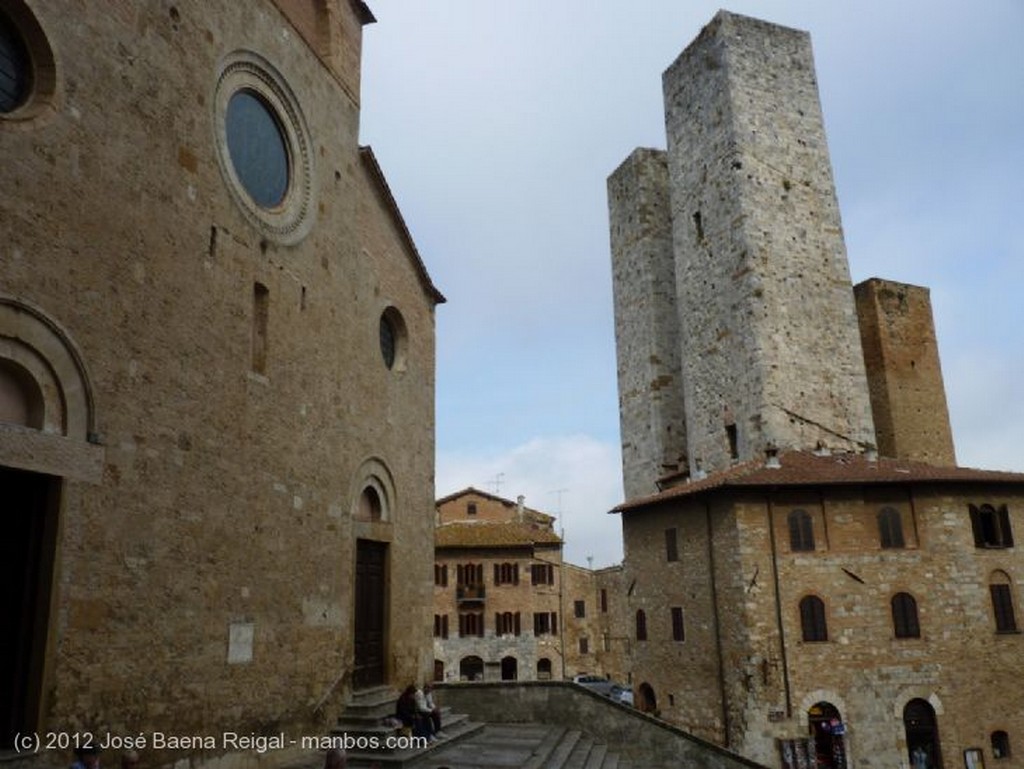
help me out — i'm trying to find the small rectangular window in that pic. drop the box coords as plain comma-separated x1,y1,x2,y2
671,606,685,642
252,283,269,374
726,424,739,460
574,600,585,619
579,637,589,654
467,502,477,516
600,588,608,613
665,528,679,562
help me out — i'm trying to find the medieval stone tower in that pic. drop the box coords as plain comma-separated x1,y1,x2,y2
610,12,954,500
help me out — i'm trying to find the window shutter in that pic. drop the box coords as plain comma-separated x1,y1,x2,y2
1000,505,1014,547
494,564,500,584
969,505,984,547
514,612,521,636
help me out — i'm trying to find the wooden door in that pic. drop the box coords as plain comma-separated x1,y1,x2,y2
353,539,387,689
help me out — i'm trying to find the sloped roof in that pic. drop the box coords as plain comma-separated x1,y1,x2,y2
435,521,563,549
614,451,1024,513
436,486,555,524
359,146,446,305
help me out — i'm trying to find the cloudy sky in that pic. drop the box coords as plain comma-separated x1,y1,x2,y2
359,2,1024,569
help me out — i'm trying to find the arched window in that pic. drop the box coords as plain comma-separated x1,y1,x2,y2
635,609,647,641
537,658,552,680
892,592,920,638
970,504,1014,548
879,507,906,549
990,571,1019,633
789,509,815,551
992,731,1011,759
799,595,827,642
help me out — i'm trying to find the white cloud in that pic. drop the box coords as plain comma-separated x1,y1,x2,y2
437,435,625,569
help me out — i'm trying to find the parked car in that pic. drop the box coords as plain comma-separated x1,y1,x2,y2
611,685,634,706
572,674,616,697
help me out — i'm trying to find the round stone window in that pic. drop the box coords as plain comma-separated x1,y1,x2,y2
0,2,57,122
225,90,289,208
0,10,31,113
213,51,314,244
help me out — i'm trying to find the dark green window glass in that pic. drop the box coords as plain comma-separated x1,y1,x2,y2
0,10,31,113
226,90,289,207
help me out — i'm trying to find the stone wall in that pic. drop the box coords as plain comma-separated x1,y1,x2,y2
1,1,439,766
435,681,767,769
607,148,687,499
621,482,1024,769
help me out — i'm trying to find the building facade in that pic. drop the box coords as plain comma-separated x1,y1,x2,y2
608,10,1021,769
432,489,625,686
2,0,441,764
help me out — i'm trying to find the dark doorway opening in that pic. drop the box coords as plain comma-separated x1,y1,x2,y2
1,466,59,750
500,656,517,681
353,540,387,689
905,698,942,769
808,701,847,769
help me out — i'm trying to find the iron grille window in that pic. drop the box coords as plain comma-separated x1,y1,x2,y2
891,592,920,638
799,595,828,642
788,509,815,552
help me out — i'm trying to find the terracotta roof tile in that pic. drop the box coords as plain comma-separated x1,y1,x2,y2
614,451,1024,513
435,521,562,548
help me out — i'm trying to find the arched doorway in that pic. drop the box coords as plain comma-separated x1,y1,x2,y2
808,701,847,769
501,656,517,681
637,682,657,714
433,659,444,682
460,655,483,682
905,699,942,769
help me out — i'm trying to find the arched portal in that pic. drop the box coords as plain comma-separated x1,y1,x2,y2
808,701,848,769
637,682,657,714
905,698,942,769
459,655,483,682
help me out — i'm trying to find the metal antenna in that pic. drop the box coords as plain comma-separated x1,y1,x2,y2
488,472,506,495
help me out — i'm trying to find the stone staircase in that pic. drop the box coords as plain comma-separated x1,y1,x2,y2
333,686,484,768
407,722,632,769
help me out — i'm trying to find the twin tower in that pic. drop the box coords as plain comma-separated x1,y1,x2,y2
609,11,956,500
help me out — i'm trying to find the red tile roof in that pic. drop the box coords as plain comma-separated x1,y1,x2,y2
613,451,1024,513
435,521,563,548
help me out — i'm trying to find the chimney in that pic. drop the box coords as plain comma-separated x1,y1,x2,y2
516,495,525,521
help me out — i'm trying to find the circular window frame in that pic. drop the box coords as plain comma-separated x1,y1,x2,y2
0,1,59,124
213,50,315,245
379,306,408,372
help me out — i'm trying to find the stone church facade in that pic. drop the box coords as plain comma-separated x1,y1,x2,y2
609,11,1024,769
1,1,441,766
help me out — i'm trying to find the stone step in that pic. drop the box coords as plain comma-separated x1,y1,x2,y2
345,715,485,768
585,743,608,769
539,729,582,769
599,751,619,769
563,735,597,769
